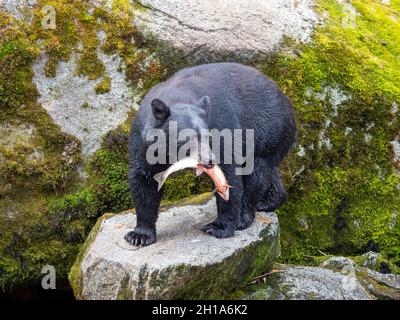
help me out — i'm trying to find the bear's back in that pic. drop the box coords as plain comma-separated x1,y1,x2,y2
171,62,273,90
145,63,278,108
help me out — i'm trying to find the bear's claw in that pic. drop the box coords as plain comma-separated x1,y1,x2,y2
200,222,235,238
124,227,156,246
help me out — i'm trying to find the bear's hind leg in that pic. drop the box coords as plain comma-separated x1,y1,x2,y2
238,159,274,230
201,165,242,238
256,167,287,212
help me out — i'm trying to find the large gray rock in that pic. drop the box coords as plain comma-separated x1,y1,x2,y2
318,255,400,300
2,1,142,156
3,0,319,155
134,0,319,60
248,265,374,300
32,40,139,156
69,196,280,300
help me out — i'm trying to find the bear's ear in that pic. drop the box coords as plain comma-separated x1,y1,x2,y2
151,98,170,122
197,96,211,110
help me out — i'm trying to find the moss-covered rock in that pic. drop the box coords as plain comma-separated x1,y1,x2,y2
69,196,280,300
0,1,169,289
256,0,400,266
2,0,400,293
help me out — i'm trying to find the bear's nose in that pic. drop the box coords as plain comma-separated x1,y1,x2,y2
203,160,215,169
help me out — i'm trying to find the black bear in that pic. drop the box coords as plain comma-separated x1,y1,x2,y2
125,62,296,246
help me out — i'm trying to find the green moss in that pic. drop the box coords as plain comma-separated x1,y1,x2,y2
77,57,105,80
0,193,82,288
96,7,136,55
0,14,39,114
69,212,115,298
0,0,164,288
257,0,400,265
33,1,81,77
89,148,133,213
95,76,111,94
47,188,98,221
163,192,213,209
0,41,18,60
162,171,212,204
76,50,105,80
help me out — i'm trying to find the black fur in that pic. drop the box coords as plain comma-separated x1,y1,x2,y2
125,62,296,246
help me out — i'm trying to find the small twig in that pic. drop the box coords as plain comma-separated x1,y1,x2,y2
318,249,328,256
248,270,283,284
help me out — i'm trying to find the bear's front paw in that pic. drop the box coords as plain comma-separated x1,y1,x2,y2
200,222,235,239
124,226,156,246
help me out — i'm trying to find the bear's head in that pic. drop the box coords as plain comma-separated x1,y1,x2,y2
145,96,215,168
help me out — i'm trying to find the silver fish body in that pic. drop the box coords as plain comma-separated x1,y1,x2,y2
153,158,231,201
153,158,199,191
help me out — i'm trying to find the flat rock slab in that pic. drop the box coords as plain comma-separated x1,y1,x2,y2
134,0,319,60
70,197,280,300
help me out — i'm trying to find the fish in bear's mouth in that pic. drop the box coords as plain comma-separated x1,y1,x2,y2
153,158,232,201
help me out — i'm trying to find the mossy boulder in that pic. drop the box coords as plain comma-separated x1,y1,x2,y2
69,195,280,300
0,1,171,289
256,0,400,267
2,0,400,293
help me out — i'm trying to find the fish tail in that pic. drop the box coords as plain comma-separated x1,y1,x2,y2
153,171,165,191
